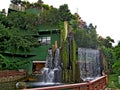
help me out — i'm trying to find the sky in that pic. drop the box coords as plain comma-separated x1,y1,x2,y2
0,0,120,45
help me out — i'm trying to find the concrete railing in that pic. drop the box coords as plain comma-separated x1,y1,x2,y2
23,75,108,90
9,4,25,11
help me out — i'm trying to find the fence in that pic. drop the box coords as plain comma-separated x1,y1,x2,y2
23,75,108,90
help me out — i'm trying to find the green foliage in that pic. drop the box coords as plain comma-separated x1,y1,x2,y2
59,22,66,42
69,19,79,30
0,54,10,70
11,0,21,5
0,13,7,24
61,42,68,70
74,28,98,49
7,28,38,54
0,24,10,51
112,58,120,74
0,23,38,55
114,42,120,59
0,11,39,56
7,12,39,32
59,4,73,22
42,4,50,10
30,4,74,26
108,74,120,88
61,41,68,82
21,1,30,8
112,43,120,74
98,36,114,48
61,33,80,83
100,47,116,73
72,40,77,82
0,53,31,70
39,7,60,25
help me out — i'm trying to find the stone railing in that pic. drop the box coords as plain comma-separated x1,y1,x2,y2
9,4,25,11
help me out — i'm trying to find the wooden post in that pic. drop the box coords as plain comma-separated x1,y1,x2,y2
88,81,92,90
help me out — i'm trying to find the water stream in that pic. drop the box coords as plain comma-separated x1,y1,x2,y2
41,48,62,83
78,48,102,81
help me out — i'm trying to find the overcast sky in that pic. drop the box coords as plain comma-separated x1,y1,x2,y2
0,0,120,45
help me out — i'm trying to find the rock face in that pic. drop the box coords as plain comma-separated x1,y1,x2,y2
16,82,27,89
41,48,62,83
41,41,62,83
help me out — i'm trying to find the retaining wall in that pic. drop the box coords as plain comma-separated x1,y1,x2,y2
0,70,28,82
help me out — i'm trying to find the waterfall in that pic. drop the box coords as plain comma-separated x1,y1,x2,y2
41,48,62,83
78,48,102,81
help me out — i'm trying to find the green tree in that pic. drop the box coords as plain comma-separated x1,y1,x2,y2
98,36,114,48
74,27,98,49
0,9,6,15
37,0,43,4
88,28,98,48
0,23,38,56
0,24,10,51
39,7,60,25
21,1,30,8
100,47,116,73
7,12,39,32
0,54,10,70
59,4,72,22
11,0,21,5
112,58,120,74
112,42,120,74
7,27,38,55
114,41,120,59
69,19,79,30
0,13,7,25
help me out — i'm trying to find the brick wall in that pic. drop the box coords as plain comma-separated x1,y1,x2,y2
0,70,28,82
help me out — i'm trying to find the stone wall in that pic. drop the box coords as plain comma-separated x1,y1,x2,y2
0,70,28,82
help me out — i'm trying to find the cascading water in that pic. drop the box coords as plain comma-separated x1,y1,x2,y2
41,48,62,83
17,48,62,88
78,48,102,81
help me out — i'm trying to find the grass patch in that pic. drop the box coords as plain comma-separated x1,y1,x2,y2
108,74,120,89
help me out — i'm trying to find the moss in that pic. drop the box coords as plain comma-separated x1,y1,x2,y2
61,36,79,83
61,42,68,82
71,40,76,82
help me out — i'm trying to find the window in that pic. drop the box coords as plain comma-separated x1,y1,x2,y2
38,37,51,45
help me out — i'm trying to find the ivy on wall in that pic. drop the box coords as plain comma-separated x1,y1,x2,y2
61,31,81,83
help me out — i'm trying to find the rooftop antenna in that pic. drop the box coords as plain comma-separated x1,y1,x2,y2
76,8,78,14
